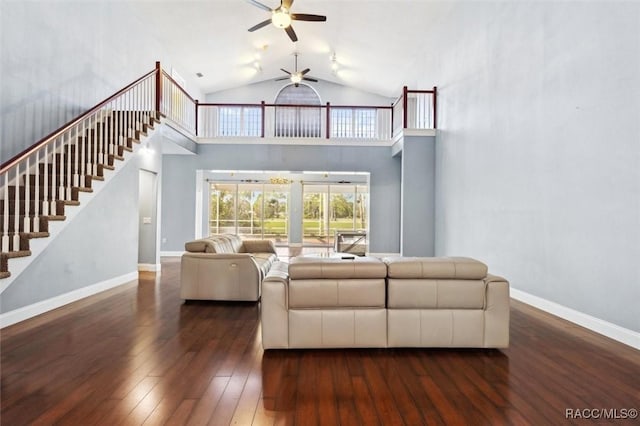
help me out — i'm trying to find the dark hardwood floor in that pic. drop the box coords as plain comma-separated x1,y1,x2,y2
1,257,639,425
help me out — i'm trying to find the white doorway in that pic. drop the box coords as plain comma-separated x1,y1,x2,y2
138,169,159,271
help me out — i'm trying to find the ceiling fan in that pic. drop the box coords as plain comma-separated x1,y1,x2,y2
276,53,318,87
246,0,327,42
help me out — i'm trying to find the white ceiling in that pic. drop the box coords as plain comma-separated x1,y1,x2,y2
127,0,453,98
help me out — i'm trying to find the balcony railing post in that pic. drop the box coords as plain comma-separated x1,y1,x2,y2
433,86,438,130
261,101,266,138
402,86,408,129
326,102,331,139
195,99,199,136
390,102,394,138
155,61,162,115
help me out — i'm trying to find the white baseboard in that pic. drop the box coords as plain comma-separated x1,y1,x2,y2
511,288,640,350
138,263,161,272
160,251,185,257
0,271,138,329
288,243,303,247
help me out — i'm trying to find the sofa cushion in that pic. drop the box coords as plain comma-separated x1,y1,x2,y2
223,234,245,253
384,257,488,280
288,309,387,348
387,278,486,309
289,278,386,308
289,256,387,280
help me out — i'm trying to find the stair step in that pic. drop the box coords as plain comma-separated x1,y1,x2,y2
8,185,83,201
0,216,50,233
3,249,32,259
0,199,66,216
26,231,50,239
67,136,134,152
52,153,109,174
0,233,30,252
24,167,105,186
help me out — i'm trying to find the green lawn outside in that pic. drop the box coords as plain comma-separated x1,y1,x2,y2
210,218,366,237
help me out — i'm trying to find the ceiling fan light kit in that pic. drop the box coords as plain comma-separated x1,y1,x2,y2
247,0,327,42
246,1,326,86
271,9,292,28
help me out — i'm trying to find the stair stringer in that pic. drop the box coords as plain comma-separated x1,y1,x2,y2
0,125,158,295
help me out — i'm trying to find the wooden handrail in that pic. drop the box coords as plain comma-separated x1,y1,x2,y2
197,102,392,110
1,68,158,172
406,89,436,94
198,102,263,107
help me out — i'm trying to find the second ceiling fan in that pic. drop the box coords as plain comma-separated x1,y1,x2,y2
276,53,317,87
246,0,326,42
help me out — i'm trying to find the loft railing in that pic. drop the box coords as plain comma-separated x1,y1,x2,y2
159,67,197,136
197,86,436,141
392,86,438,136
197,102,394,140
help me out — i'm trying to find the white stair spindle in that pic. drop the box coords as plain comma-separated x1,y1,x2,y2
23,157,30,233
79,121,85,186
70,127,80,186
43,143,49,216
90,114,96,176
55,135,62,201
136,84,141,133
63,129,73,200
2,172,9,251
109,104,115,156
33,150,40,232
13,164,20,250
99,109,105,164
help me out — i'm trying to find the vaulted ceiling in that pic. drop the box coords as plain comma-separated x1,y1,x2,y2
127,0,453,97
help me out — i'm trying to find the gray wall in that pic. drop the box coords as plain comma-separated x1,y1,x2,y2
161,144,402,254
401,136,436,256
0,158,139,313
0,1,203,163
419,2,640,331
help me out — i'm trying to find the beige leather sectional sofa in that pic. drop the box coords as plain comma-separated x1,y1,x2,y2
180,234,278,302
261,256,509,349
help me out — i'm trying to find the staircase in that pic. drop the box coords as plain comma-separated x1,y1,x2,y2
0,66,168,282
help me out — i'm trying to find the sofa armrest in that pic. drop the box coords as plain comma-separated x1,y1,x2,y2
180,252,261,301
261,262,289,349
483,274,510,348
242,239,277,254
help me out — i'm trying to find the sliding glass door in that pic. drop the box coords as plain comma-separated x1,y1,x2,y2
210,182,289,244
210,183,237,235
302,183,369,246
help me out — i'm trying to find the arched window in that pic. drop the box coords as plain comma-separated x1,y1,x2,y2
274,84,321,137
